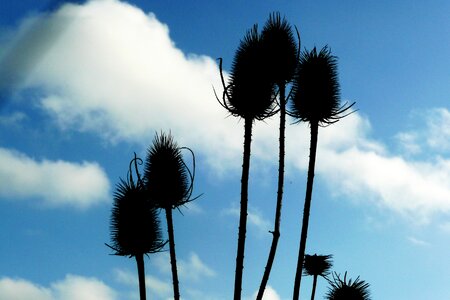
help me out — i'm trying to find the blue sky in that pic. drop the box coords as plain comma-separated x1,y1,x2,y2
0,0,449,299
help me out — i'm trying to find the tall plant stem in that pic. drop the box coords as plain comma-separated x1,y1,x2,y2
293,121,319,300
311,275,318,300
135,253,146,300
165,208,180,300
257,85,286,300
234,118,253,300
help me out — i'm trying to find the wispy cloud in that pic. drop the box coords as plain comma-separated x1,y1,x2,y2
395,132,422,155
438,222,450,234
179,252,217,281
114,268,172,299
151,252,216,282
407,236,431,247
0,274,117,300
223,204,271,235
0,112,27,126
424,108,450,152
395,108,450,155
0,147,110,209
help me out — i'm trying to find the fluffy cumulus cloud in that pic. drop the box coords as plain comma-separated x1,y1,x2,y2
0,275,117,300
320,146,450,222
247,285,281,300
0,0,244,175
1,0,450,222
0,147,110,208
310,112,450,223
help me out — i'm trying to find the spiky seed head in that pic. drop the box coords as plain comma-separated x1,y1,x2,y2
291,46,341,125
303,254,333,277
144,132,191,210
325,272,371,300
261,12,298,86
226,24,275,120
109,158,165,257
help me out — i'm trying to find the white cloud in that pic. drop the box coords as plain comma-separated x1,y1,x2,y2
318,111,450,223
439,222,450,234
152,252,216,283
113,269,137,286
180,252,216,281
0,0,244,175
182,202,205,215
0,147,110,209
223,204,271,235
395,132,421,155
424,108,450,152
114,268,172,299
146,276,172,299
0,277,52,300
318,141,450,223
184,288,223,300
51,275,117,300
396,108,450,155
0,275,117,300
247,285,281,300
2,0,450,224
0,112,27,126
407,236,430,247
115,254,217,299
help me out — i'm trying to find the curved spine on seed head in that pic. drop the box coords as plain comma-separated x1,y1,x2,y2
107,153,165,258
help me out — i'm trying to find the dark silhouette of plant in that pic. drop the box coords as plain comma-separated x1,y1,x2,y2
106,154,165,300
291,46,354,300
325,272,371,300
144,132,197,300
256,12,299,300
303,254,333,300
216,24,276,300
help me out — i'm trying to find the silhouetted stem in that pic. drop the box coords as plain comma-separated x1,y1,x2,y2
257,85,286,300
311,275,317,300
135,253,146,300
234,118,253,300
293,121,319,300
165,208,180,300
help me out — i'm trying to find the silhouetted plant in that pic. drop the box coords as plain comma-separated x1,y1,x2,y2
216,24,276,300
303,254,333,300
291,46,354,300
325,272,371,300
144,132,197,300
256,12,299,300
106,154,165,300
